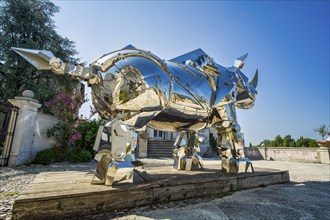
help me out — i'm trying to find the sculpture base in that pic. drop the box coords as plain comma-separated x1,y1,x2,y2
12,164,289,219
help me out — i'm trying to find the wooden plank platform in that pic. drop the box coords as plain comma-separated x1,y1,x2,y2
12,165,290,219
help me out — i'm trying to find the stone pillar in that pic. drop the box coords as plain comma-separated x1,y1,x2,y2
139,139,148,158
198,128,210,156
317,147,330,164
8,90,41,166
258,147,267,160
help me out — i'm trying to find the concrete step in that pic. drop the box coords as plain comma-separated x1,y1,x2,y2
147,140,175,158
147,154,173,158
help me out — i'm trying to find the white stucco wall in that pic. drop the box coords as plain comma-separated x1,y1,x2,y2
244,147,329,164
31,113,59,159
8,95,60,166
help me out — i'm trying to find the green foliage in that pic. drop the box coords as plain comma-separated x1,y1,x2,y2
0,0,79,103
34,148,55,165
46,92,87,149
119,91,128,101
273,135,283,147
296,137,318,148
76,119,105,155
0,191,19,197
209,133,218,151
34,91,97,165
289,142,296,147
313,124,329,140
34,146,93,164
260,139,271,147
34,148,64,165
283,135,294,147
66,147,93,163
40,91,95,165
259,135,318,148
47,122,72,150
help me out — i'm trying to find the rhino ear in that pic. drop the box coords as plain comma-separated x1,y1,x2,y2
234,53,248,69
250,69,258,88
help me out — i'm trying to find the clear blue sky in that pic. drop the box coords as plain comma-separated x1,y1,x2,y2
51,0,329,145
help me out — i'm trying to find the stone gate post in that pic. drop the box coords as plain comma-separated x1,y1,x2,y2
8,90,41,166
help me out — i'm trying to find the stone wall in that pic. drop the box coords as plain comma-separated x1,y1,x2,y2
8,91,59,166
244,147,264,159
244,147,329,164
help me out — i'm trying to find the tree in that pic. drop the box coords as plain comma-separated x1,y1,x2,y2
259,139,271,147
283,135,294,147
289,142,296,147
0,0,79,103
273,135,283,147
313,124,329,140
296,138,318,148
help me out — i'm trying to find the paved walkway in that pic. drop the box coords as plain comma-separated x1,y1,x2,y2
1,159,329,220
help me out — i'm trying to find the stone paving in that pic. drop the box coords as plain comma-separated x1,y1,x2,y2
1,159,329,220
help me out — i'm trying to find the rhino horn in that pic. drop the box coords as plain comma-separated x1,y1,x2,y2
250,69,258,89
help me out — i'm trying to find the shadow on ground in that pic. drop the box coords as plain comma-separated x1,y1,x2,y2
82,180,330,220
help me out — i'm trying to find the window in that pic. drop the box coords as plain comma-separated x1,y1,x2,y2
153,129,164,139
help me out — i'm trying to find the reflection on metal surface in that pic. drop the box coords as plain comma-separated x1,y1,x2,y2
13,45,258,175
173,131,204,170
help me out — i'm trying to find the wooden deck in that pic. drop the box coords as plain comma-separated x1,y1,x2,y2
12,165,290,219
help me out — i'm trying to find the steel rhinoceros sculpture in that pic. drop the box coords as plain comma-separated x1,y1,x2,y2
13,45,258,181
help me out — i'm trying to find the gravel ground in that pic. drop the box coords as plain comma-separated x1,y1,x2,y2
0,161,98,220
0,158,174,220
1,159,329,220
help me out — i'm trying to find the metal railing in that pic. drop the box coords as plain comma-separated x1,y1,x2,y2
0,100,19,166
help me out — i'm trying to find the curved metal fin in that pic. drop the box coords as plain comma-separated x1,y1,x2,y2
234,53,248,69
250,69,258,88
11,47,55,70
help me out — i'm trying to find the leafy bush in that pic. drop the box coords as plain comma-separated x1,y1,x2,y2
209,133,218,151
76,119,105,155
34,147,66,165
66,147,93,163
45,92,87,150
34,146,93,164
39,93,102,165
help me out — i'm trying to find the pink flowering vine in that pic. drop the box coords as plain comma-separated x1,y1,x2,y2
45,91,87,148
